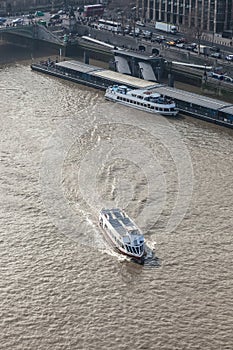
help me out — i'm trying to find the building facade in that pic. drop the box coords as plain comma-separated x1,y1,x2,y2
0,0,81,15
136,0,233,34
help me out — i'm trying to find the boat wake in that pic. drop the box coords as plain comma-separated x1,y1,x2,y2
143,242,160,268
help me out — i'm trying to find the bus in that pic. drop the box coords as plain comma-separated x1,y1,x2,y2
98,19,121,33
83,4,104,17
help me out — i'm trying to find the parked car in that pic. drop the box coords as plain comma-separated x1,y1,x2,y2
27,14,35,19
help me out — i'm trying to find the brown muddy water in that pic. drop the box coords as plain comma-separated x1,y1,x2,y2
0,44,233,350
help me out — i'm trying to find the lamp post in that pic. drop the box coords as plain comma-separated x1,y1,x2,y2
131,6,136,38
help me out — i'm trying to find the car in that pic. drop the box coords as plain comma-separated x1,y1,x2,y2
166,40,176,46
57,10,66,15
185,44,195,51
210,52,222,59
123,27,131,35
142,30,152,39
223,76,233,83
208,72,224,80
175,37,187,44
225,54,233,61
0,17,7,23
176,43,186,48
136,21,145,27
151,35,166,43
38,20,46,27
12,18,23,25
129,28,140,37
35,11,44,17
210,46,220,52
190,42,197,49
27,14,35,19
50,14,60,20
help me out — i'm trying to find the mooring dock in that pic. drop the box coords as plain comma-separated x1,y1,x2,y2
31,60,233,128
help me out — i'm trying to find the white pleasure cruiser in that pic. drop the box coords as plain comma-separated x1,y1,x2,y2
105,85,178,117
99,208,145,263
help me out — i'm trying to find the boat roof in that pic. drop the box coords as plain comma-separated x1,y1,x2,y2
149,85,233,111
129,89,161,97
56,60,103,74
93,69,156,88
101,208,143,238
55,60,157,89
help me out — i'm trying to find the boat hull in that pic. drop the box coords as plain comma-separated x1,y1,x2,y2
99,222,145,264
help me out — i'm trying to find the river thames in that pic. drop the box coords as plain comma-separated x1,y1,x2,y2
1,45,233,349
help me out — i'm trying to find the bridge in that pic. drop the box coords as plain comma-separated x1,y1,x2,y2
0,23,64,45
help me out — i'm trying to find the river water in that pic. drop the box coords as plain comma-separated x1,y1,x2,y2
1,51,233,349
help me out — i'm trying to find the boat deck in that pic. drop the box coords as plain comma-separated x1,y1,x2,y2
101,208,139,237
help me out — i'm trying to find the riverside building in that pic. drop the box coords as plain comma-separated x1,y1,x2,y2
135,0,233,35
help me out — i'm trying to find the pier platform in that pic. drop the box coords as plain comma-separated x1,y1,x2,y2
31,59,233,129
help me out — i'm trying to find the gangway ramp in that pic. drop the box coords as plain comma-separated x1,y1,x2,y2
138,62,157,81
115,56,131,75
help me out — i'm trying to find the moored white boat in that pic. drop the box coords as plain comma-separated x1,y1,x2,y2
105,85,178,116
99,208,145,263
